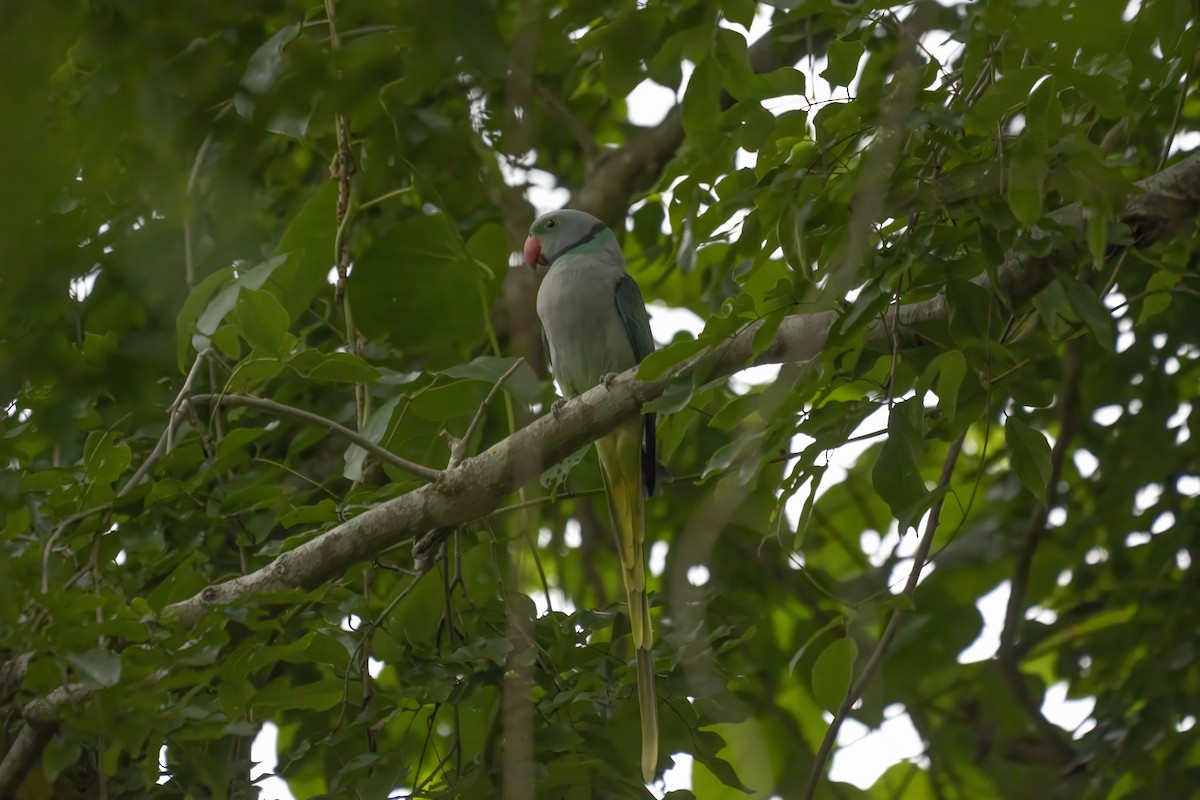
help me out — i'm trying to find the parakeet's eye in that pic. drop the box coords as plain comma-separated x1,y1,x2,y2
546,219,557,229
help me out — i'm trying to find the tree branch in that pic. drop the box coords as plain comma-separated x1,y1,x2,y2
7,153,1198,793
156,150,1200,629
188,393,442,483
803,434,966,800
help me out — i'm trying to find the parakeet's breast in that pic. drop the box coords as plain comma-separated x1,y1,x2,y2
536,258,637,398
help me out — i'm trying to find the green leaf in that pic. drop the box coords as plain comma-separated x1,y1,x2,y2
811,636,858,712
969,68,1045,130
233,288,291,355
642,378,694,414
277,496,338,527
68,647,121,688
41,735,81,782
226,356,285,392
344,395,402,482
440,355,544,405
540,444,591,490
821,38,865,88
290,350,381,384
871,398,929,533
715,29,757,101
692,729,753,794
450,635,513,666
637,337,705,381
925,350,967,417
1054,271,1113,349
787,616,842,675
757,67,806,98
83,431,132,485
682,58,722,139
176,267,233,371
1087,212,1108,267
790,464,827,550
1007,137,1047,224
269,183,339,319
1006,417,1052,500
1139,270,1180,323
194,254,290,345
351,215,498,352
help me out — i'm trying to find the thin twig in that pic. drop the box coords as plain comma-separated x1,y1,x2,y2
187,392,442,482
489,486,607,517
183,131,213,290
1157,55,1196,171
324,0,365,430
165,348,211,454
119,349,211,498
441,358,525,469
804,433,966,800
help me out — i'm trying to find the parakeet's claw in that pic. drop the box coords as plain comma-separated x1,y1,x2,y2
551,398,567,420
600,372,618,391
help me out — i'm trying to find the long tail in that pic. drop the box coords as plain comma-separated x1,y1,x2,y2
596,425,658,784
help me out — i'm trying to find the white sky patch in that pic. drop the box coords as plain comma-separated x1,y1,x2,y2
1092,405,1123,426
647,304,704,342
564,518,583,548
1073,449,1099,478
158,745,171,786
649,752,694,799
1152,511,1175,534
70,268,100,301
649,540,669,577
503,159,570,216
1134,483,1163,513
627,79,676,127
957,581,1010,664
829,704,927,788
1125,530,1153,548
532,587,578,617
718,4,772,41
1169,130,1200,156
1026,605,1057,624
1042,682,1096,738
888,556,935,593
784,403,891,530
251,723,295,800
729,364,782,394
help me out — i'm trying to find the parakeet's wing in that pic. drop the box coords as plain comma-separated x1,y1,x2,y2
541,327,553,372
614,273,657,496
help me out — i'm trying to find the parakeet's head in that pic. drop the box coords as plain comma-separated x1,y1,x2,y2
524,209,610,268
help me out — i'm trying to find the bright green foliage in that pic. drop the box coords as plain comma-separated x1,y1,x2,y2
2,1,1200,799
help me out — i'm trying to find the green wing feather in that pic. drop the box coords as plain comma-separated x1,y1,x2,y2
613,274,657,497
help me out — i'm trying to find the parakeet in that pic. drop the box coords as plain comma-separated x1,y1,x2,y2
524,208,659,783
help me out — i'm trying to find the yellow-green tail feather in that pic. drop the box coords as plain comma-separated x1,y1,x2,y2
596,426,658,783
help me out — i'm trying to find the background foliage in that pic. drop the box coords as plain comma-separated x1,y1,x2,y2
2,0,1200,798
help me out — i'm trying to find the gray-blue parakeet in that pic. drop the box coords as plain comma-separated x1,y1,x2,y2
524,208,659,782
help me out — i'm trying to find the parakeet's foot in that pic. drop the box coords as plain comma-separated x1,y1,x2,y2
551,398,567,419
600,372,618,390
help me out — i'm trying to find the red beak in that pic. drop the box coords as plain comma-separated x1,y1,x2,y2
523,236,541,269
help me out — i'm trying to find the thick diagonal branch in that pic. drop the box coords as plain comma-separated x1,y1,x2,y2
163,151,1200,628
